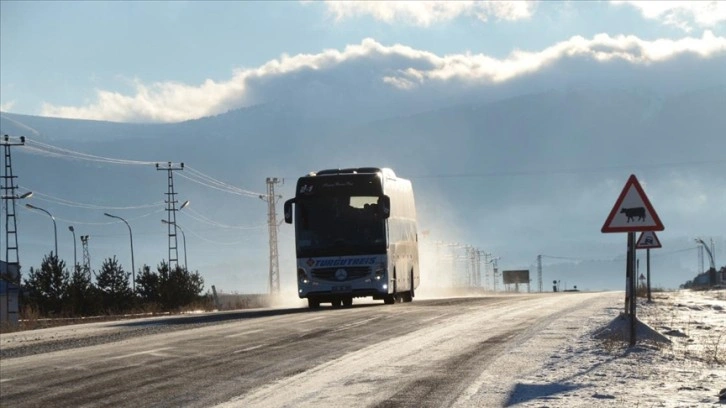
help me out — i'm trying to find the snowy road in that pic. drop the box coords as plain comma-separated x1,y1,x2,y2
0,292,620,407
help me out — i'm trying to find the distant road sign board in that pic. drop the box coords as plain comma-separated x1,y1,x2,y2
636,231,662,249
502,270,530,284
601,174,664,233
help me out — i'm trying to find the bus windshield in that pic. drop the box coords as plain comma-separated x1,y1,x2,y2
295,195,386,257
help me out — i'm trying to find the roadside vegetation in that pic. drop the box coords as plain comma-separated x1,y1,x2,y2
2,252,208,332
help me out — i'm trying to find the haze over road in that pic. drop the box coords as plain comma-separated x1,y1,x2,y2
0,292,619,407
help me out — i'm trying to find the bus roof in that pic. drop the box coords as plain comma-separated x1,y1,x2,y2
308,168,396,178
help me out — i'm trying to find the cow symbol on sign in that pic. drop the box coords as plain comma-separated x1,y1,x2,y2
620,207,646,223
644,237,653,245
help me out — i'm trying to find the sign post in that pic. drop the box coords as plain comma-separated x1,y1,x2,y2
636,231,662,303
602,174,664,347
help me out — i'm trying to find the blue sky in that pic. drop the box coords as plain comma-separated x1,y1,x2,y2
2,1,725,121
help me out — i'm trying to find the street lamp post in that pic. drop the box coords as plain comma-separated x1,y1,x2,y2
26,203,57,257
695,238,718,285
68,226,77,271
1,191,32,200
104,213,135,293
161,219,187,270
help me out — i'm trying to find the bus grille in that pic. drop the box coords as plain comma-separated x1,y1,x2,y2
312,267,371,281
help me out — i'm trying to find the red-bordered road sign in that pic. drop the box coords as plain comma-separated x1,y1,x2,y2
602,174,664,233
636,231,662,249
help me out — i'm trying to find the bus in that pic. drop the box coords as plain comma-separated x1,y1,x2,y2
284,167,419,308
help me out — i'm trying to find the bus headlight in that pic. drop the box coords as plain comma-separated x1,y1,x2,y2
374,263,386,280
298,268,310,284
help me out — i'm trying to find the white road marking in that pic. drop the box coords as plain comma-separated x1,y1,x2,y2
419,315,442,324
225,329,263,338
332,317,379,332
104,347,174,361
233,345,264,354
298,316,326,324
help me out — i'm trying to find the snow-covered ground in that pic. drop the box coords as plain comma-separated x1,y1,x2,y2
506,289,726,407
2,290,723,407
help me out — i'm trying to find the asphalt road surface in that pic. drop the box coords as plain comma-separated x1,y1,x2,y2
0,292,619,407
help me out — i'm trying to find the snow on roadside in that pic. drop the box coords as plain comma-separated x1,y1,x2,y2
507,289,726,407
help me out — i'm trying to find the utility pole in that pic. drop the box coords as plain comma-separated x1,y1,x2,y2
464,245,473,287
490,257,500,292
81,235,91,281
68,226,77,271
156,162,184,270
473,249,479,287
481,252,491,291
260,177,282,295
474,249,482,288
1,135,28,282
537,254,543,293
695,238,717,283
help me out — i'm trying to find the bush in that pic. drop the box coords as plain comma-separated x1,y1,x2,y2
138,261,205,311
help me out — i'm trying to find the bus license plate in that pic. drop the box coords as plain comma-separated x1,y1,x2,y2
332,285,351,293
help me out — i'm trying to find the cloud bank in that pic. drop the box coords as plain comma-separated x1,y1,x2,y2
39,31,726,123
320,1,536,26
612,1,726,32
0,100,15,112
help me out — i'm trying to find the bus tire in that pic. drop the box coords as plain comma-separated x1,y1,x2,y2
342,297,353,307
405,269,415,302
383,295,396,305
308,298,320,309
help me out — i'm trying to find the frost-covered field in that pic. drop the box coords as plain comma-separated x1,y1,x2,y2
508,289,726,407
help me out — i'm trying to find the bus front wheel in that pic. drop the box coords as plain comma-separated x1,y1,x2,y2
308,298,320,309
403,269,415,302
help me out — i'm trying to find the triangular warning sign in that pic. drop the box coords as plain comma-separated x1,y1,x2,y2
636,231,662,249
601,174,664,233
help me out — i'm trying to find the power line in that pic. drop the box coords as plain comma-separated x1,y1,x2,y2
18,187,164,210
184,166,262,198
408,159,726,180
181,207,267,230
21,138,264,198
40,208,165,226
23,139,156,166
649,246,700,258
540,255,587,262
179,225,257,246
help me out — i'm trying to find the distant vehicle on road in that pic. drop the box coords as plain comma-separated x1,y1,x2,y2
284,167,419,308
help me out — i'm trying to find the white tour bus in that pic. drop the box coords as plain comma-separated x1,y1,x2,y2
284,167,419,308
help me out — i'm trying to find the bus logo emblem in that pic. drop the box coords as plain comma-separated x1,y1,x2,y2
335,269,348,281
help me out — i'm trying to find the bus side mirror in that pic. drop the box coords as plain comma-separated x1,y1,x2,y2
379,195,391,219
284,199,294,224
